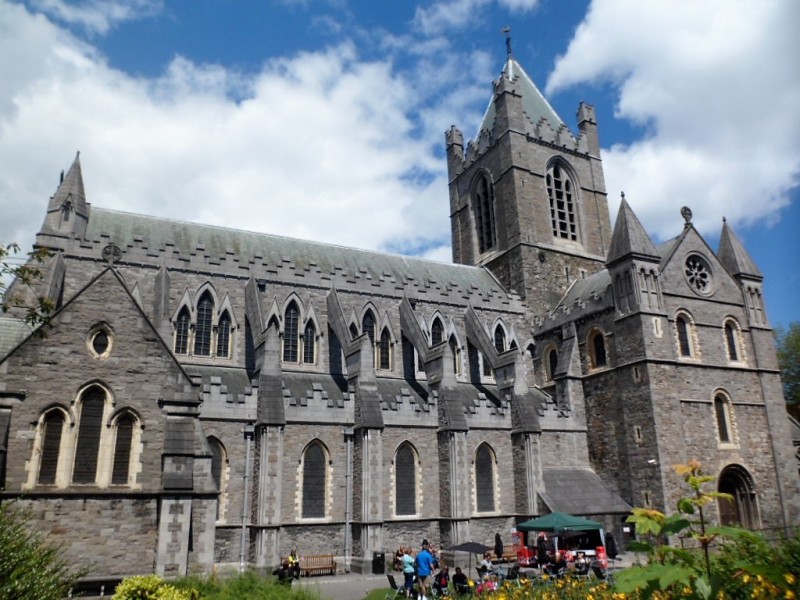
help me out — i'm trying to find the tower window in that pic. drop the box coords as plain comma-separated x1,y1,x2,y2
473,173,496,253
545,346,558,381
676,313,697,358
589,328,607,369
714,394,734,444
395,444,417,516
547,162,577,241
724,320,741,362
217,312,231,358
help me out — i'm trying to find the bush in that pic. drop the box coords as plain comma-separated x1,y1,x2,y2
0,501,85,600
112,574,199,600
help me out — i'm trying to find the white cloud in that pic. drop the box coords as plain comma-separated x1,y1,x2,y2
30,0,162,35
0,2,460,261
547,0,800,240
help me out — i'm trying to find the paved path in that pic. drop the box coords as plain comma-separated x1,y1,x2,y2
293,554,642,600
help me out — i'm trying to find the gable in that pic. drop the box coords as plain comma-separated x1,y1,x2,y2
657,227,745,308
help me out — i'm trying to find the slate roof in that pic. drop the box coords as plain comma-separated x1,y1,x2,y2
717,219,763,279
86,208,511,297
540,468,632,515
0,316,33,361
606,197,659,267
553,270,612,313
477,57,566,139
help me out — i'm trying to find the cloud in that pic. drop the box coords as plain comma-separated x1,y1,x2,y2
413,0,540,35
546,0,800,240
30,0,163,35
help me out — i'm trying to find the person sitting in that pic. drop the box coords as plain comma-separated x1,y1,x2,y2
433,566,450,596
549,551,567,577
478,551,495,575
573,551,589,576
394,547,404,572
452,567,469,596
286,548,301,580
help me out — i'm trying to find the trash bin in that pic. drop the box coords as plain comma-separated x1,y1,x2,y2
372,551,386,574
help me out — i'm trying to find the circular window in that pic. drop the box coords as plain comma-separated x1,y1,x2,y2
88,325,114,358
684,254,713,295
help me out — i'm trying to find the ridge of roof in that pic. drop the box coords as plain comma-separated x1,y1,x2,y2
477,57,566,139
717,219,763,279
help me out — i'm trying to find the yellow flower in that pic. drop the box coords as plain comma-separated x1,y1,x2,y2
786,573,797,585
785,591,795,600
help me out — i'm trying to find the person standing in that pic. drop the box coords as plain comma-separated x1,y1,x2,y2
401,546,415,598
415,539,437,600
537,533,548,572
494,532,503,559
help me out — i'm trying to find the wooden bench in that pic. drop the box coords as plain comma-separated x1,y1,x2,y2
299,554,337,577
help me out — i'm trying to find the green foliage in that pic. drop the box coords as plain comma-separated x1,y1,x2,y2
0,242,55,327
112,574,199,600
0,501,85,600
139,570,320,600
616,461,799,600
776,322,800,404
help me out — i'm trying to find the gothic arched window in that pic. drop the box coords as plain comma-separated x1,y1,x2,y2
714,393,734,444
449,335,461,375
38,410,65,485
589,329,607,369
718,465,759,529
303,321,316,364
473,172,496,253
395,444,416,516
302,442,326,519
174,307,190,355
217,311,231,358
547,162,577,241
283,301,299,363
111,413,135,485
208,436,228,521
676,313,696,358
379,328,392,370
431,318,444,346
475,444,496,512
194,291,214,356
494,325,506,354
724,320,741,362
545,346,558,381
73,386,105,484
362,311,376,345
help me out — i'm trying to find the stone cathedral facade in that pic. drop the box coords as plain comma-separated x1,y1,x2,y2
1,56,797,579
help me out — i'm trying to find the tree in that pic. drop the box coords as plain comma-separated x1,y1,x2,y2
0,501,86,600
0,243,54,327
775,322,800,406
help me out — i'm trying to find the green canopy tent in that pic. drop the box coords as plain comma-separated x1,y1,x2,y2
517,512,606,553
517,512,603,533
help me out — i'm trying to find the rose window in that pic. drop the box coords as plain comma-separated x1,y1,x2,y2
684,255,712,295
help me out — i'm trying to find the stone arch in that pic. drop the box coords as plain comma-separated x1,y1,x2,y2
717,464,760,529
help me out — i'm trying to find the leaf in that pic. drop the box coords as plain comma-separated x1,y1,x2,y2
695,576,712,600
677,498,696,514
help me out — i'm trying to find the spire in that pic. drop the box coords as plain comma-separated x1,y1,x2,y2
476,56,566,139
717,218,762,279
606,193,659,267
42,152,90,237
48,152,85,212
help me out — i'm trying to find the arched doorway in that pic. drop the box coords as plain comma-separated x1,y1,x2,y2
717,465,760,529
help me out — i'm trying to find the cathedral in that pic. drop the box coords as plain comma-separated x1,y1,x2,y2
0,54,797,580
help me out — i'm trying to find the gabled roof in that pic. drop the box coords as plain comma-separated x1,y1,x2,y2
477,57,566,138
85,208,513,299
606,196,659,267
717,218,762,279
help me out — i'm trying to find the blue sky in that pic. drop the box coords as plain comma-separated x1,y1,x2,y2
1,0,798,328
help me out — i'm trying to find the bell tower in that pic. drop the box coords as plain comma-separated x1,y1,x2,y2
446,57,612,312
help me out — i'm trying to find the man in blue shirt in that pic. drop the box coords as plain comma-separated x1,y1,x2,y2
415,540,437,600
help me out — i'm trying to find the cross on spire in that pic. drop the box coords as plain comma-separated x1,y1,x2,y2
502,26,512,59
